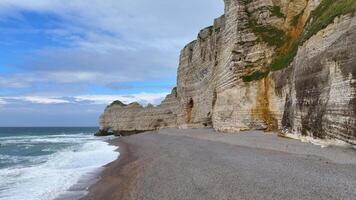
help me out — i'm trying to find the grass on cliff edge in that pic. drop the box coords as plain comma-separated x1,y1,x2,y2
301,0,356,43
269,0,356,71
249,19,286,47
108,100,126,108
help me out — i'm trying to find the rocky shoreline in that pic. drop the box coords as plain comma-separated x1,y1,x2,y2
95,129,146,137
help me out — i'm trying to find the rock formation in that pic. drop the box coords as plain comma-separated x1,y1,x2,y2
98,0,356,145
98,88,179,136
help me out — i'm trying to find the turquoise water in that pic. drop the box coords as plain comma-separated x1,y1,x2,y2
0,127,118,200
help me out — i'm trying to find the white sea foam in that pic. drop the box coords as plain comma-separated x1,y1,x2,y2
0,134,90,145
0,154,45,166
0,136,118,200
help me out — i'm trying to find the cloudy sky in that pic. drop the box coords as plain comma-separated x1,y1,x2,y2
0,0,223,126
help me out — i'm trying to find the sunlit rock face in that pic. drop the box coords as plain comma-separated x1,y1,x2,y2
99,0,356,144
99,89,179,136
176,25,220,128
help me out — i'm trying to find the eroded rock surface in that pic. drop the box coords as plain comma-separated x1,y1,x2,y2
98,0,355,145
99,89,179,136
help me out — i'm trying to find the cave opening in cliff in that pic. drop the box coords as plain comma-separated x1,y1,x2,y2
186,98,194,123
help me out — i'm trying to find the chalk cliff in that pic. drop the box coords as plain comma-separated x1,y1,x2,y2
97,88,179,136
98,0,356,144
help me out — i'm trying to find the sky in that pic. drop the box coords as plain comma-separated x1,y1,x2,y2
0,0,224,126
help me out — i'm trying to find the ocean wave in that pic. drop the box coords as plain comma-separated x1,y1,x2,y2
0,138,118,200
0,133,96,145
0,154,48,167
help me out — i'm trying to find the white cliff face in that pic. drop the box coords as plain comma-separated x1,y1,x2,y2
99,0,356,145
274,14,356,143
176,25,219,128
99,90,179,135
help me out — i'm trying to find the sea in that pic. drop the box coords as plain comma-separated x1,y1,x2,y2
0,127,119,200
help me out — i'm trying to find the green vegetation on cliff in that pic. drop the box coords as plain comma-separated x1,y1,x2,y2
270,42,299,71
172,87,177,93
269,6,285,18
242,0,355,81
249,19,286,47
269,0,356,71
301,0,356,43
109,100,126,107
290,10,304,27
242,70,270,82
241,0,253,4
105,100,127,110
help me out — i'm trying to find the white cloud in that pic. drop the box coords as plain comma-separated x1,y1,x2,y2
0,0,222,126
0,70,136,89
0,0,223,70
0,0,223,34
74,93,169,105
2,96,70,104
0,98,7,105
0,0,223,94
0,73,42,89
22,96,70,104
45,71,128,84
0,92,169,105
0,0,223,45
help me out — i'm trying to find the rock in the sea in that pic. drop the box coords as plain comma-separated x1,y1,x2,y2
98,0,356,144
95,129,114,137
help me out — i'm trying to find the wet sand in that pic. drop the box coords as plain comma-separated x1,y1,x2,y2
83,129,356,200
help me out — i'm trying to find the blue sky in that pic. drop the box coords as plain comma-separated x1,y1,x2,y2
0,0,223,126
